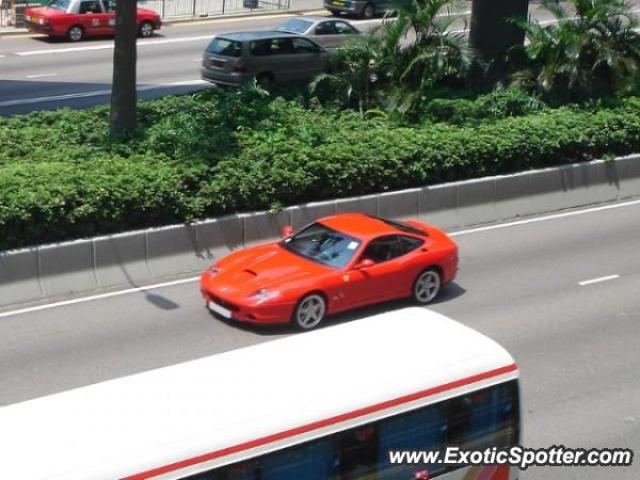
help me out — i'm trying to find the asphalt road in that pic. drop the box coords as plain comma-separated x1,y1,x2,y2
5,1,640,115
0,12,380,115
1,199,639,478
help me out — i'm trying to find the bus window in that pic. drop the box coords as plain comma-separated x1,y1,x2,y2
334,424,379,479
184,461,255,480
260,437,336,479
377,405,446,479
445,382,518,451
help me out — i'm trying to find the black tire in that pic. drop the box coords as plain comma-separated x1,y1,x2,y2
292,293,327,331
67,25,84,42
138,21,154,38
329,9,340,16
256,72,274,89
362,2,375,19
412,268,442,305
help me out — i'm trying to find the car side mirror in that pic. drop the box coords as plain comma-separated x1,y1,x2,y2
354,258,375,270
281,225,293,238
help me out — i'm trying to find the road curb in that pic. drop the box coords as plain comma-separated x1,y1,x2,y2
1,155,640,308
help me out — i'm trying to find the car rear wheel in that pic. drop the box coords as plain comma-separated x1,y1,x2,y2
67,25,84,42
138,21,154,38
362,2,375,19
329,10,340,16
293,293,326,330
412,268,441,304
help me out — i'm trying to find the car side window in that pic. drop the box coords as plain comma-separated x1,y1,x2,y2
315,21,336,35
104,0,116,13
250,39,272,56
292,37,319,54
397,235,425,255
79,0,102,13
271,38,294,55
361,236,401,264
334,21,356,34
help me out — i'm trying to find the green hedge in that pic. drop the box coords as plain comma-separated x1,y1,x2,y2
1,90,640,250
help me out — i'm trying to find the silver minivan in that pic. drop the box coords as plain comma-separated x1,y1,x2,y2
201,31,332,87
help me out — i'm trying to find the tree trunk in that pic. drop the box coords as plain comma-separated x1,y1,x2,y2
110,0,137,138
468,0,529,89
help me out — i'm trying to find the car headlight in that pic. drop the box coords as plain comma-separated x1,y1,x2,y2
249,289,281,301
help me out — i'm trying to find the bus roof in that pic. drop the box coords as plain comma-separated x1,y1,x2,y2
0,307,517,480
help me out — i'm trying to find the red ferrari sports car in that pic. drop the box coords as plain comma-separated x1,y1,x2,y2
200,213,458,330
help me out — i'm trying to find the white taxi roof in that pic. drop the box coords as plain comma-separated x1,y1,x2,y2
0,307,517,480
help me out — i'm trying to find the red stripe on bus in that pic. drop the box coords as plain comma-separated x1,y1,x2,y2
123,363,518,480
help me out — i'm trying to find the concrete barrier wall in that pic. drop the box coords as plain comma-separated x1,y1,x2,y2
1,155,639,308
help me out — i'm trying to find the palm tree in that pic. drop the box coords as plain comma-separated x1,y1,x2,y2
310,34,384,115
311,0,471,119
110,0,138,137
513,0,640,101
468,0,529,88
398,0,472,93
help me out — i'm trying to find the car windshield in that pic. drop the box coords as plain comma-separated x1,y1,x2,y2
280,222,361,269
48,0,71,11
207,38,242,57
277,18,313,34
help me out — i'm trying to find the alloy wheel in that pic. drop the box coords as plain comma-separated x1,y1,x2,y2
414,269,441,304
139,21,153,38
294,294,326,330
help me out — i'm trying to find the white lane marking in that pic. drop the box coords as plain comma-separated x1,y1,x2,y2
16,35,214,56
0,79,207,107
0,277,200,320
17,44,114,56
26,72,57,79
451,198,640,237
579,275,620,286
1,197,639,319
0,54,6,58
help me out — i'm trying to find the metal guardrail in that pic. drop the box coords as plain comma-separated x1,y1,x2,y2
138,0,318,20
0,0,322,27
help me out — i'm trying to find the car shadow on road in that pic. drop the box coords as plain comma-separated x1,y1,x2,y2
210,282,467,336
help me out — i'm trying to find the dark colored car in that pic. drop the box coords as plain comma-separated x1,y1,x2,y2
324,0,392,19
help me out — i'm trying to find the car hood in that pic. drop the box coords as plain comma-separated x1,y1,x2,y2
211,243,328,297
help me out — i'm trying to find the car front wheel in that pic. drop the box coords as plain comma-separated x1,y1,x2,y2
293,293,326,330
413,268,441,304
67,25,84,42
138,21,154,38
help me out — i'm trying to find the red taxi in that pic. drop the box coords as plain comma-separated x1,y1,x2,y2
24,0,161,42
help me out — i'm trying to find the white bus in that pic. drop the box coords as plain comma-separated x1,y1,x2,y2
1,307,519,480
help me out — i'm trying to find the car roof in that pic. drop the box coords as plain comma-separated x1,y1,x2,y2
217,30,305,41
318,212,409,240
283,15,328,22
